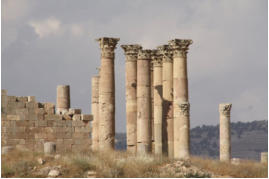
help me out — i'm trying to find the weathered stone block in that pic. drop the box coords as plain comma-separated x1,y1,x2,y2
37,108,45,120
63,114,72,120
16,120,35,127
73,132,89,139
16,97,28,103
45,114,62,121
44,102,55,114
16,108,28,120
75,127,90,133
72,114,81,121
65,120,72,127
1,114,7,121
2,146,14,154
7,115,20,121
15,101,26,108
36,120,47,127
68,108,81,115
63,139,73,145
7,96,17,102
53,120,65,127
81,114,93,121
72,121,84,127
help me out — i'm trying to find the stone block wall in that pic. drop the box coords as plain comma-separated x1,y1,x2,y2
1,90,93,153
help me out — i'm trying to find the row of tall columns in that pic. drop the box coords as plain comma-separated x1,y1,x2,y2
91,37,235,163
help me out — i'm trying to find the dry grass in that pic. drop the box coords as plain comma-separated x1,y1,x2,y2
2,149,267,178
1,149,171,178
190,156,268,178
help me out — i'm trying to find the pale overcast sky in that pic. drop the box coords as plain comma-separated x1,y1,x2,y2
2,0,268,132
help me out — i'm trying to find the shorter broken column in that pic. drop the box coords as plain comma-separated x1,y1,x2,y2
56,85,70,115
219,103,232,162
44,142,56,155
261,152,268,164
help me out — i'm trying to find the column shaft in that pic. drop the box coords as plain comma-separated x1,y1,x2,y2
91,75,99,151
169,39,192,159
96,37,119,151
137,49,152,154
158,45,173,157
121,45,142,153
219,103,232,162
152,51,163,155
56,85,70,115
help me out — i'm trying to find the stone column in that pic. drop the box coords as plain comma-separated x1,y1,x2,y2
91,75,100,151
261,152,268,164
152,50,163,155
121,44,142,153
219,103,232,162
158,45,173,157
150,60,155,153
174,102,190,159
137,49,152,154
169,39,192,159
56,85,70,114
96,37,119,151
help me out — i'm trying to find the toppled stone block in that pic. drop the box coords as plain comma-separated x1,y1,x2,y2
81,114,93,122
72,114,81,121
68,108,81,115
37,157,46,165
63,114,72,120
48,169,60,177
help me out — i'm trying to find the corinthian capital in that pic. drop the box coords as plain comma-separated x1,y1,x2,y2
121,44,142,61
168,39,193,58
178,101,190,116
138,49,152,60
151,49,162,67
219,103,232,116
157,45,173,62
96,37,120,59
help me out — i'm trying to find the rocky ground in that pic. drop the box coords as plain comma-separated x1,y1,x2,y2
1,149,267,178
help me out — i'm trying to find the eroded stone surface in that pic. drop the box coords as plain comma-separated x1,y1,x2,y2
219,103,232,162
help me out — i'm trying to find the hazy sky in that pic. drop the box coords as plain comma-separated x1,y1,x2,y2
2,0,268,132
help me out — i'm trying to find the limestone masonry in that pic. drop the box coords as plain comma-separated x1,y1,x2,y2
2,36,267,162
1,88,92,153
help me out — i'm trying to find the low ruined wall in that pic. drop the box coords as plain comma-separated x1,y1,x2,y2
1,90,92,153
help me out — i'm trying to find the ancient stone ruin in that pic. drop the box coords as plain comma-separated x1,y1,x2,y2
1,86,92,153
92,37,199,159
2,36,267,162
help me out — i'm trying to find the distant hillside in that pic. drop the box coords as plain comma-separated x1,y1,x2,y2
115,120,268,161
